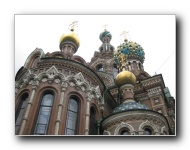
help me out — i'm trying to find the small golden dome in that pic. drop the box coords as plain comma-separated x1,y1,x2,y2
60,31,80,47
115,71,136,87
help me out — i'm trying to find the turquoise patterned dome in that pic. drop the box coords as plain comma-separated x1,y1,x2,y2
114,41,145,63
112,102,149,113
99,30,112,42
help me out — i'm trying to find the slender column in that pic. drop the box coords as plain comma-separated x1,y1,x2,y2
85,98,91,135
130,61,134,70
19,82,38,135
54,82,67,135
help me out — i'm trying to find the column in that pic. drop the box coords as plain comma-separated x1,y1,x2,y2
85,98,91,135
54,82,67,135
130,61,134,70
19,81,38,135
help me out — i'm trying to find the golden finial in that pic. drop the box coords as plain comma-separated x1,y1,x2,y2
69,21,78,31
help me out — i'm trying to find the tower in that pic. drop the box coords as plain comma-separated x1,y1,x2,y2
90,28,116,87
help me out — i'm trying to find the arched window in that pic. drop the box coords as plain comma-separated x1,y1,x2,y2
89,107,97,135
15,94,28,134
143,127,152,135
113,64,118,78
96,64,104,71
65,97,79,135
119,128,130,135
121,130,130,135
32,56,39,68
34,92,54,135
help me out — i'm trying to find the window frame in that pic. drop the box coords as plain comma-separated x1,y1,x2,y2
118,127,130,135
65,96,80,135
89,106,97,135
143,126,153,135
33,92,54,135
15,93,29,134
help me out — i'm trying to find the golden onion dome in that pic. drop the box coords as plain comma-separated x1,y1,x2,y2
59,31,80,47
115,71,136,87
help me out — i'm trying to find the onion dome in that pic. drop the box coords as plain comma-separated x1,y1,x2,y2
112,102,149,113
59,31,80,48
99,30,112,42
115,70,136,87
115,41,145,63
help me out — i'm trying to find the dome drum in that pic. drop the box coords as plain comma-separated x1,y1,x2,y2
59,40,78,53
59,31,80,53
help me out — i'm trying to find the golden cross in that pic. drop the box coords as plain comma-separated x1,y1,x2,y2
103,24,108,31
119,53,127,71
69,21,78,31
120,31,129,40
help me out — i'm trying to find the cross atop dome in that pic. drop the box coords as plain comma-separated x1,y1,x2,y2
69,21,78,31
103,24,108,31
120,30,130,42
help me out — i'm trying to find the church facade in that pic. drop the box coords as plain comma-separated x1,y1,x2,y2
15,24,175,135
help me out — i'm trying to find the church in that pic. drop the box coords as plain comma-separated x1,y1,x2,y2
15,21,175,135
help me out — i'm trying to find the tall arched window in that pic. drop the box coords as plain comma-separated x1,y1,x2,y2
89,107,97,135
32,56,39,68
113,64,118,78
65,97,79,135
15,94,28,134
34,92,54,135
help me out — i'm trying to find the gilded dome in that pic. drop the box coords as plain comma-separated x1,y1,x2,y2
60,31,80,47
115,70,136,87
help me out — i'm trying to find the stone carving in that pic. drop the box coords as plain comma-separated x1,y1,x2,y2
138,120,159,133
69,81,75,87
114,122,135,135
54,78,61,84
46,65,59,78
74,72,85,83
42,78,47,82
